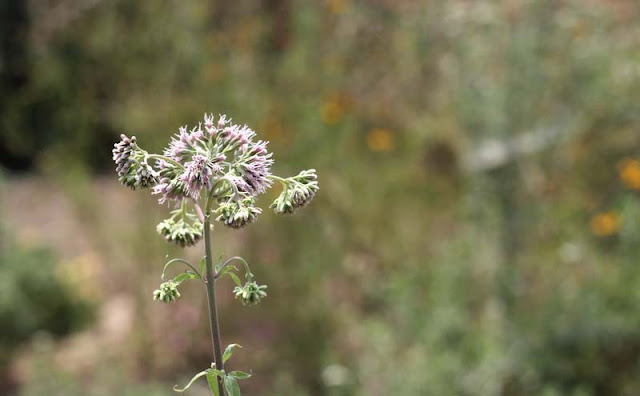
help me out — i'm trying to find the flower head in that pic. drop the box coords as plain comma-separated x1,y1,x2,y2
135,161,159,188
236,155,274,196
271,169,319,215
157,218,203,247
112,134,138,176
215,195,261,229
112,134,158,189
233,281,267,306
180,154,215,199
153,280,181,303
115,113,317,231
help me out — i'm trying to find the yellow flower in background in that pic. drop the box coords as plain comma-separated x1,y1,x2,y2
322,99,345,125
55,252,102,301
618,158,640,190
590,211,621,237
322,92,353,125
326,0,349,14
367,128,395,152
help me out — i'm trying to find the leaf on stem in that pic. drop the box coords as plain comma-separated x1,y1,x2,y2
173,271,200,284
173,370,208,392
228,371,252,380
224,376,241,396
223,343,242,363
206,368,225,396
226,272,243,288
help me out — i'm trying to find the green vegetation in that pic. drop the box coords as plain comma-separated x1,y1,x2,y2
1,1,639,395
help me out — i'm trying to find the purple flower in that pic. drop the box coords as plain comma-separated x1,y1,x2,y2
204,114,215,129
204,114,216,137
112,134,138,176
180,154,214,199
164,136,190,163
235,141,274,195
153,162,188,203
191,124,205,141
217,124,257,150
153,177,187,204
113,134,158,189
217,114,230,128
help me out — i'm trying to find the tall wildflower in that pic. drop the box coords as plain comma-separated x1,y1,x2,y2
112,113,318,396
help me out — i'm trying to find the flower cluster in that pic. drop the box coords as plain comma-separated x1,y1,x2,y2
157,217,203,247
112,134,158,189
271,169,319,215
233,281,268,306
153,280,181,303
112,113,318,246
215,196,262,229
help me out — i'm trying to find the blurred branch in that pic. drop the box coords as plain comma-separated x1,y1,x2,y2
463,116,583,173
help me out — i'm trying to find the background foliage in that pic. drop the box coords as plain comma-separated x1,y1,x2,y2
1,0,639,395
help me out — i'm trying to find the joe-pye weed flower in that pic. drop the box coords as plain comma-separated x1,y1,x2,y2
112,113,318,396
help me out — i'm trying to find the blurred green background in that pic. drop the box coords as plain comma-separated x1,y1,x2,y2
1,0,640,395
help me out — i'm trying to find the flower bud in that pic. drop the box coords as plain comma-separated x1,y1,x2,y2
233,281,267,306
271,169,319,215
135,161,159,188
156,218,203,247
113,135,159,190
153,281,181,303
112,134,138,176
215,196,261,229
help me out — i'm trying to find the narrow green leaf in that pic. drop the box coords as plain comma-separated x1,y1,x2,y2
222,264,238,274
216,253,225,269
173,370,207,392
223,343,242,363
228,371,251,380
206,369,223,396
224,376,241,396
200,257,206,279
173,271,199,284
226,272,242,288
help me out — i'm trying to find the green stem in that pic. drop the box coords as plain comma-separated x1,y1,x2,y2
221,176,240,199
204,212,225,395
146,153,184,169
268,174,288,183
161,258,202,281
215,256,253,280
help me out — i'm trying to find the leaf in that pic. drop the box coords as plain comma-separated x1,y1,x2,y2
223,343,242,363
200,257,206,279
173,370,207,392
206,369,224,396
228,371,251,380
173,271,199,284
224,375,241,396
206,376,220,396
215,253,225,271
226,272,242,288
222,264,238,274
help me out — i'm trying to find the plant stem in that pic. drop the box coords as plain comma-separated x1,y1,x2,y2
215,256,252,280
204,217,225,395
146,153,184,168
161,258,202,280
